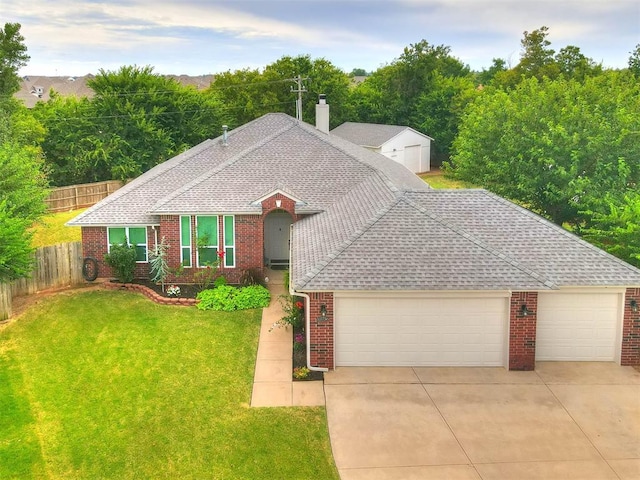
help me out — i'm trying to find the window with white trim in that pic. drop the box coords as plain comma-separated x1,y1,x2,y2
196,215,218,267
223,215,235,268
180,215,192,267
107,227,148,262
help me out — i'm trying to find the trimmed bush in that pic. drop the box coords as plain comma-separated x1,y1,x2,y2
104,242,136,283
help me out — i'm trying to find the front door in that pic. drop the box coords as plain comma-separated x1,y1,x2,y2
264,211,293,268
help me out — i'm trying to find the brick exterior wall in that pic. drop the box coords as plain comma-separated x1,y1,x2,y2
80,192,300,284
509,292,538,370
80,226,151,279
621,287,640,366
308,292,334,369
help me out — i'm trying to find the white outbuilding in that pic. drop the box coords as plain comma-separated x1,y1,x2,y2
331,122,433,173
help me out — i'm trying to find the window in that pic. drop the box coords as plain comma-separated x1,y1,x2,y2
108,227,148,262
180,216,192,267
196,215,218,266
223,215,235,268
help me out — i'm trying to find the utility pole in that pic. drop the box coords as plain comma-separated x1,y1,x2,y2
289,75,308,121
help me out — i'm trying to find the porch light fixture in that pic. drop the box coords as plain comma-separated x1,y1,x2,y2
519,304,534,316
630,299,639,313
317,304,328,322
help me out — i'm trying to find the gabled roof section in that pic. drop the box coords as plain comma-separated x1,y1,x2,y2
292,188,640,291
331,122,433,148
69,113,428,226
293,191,554,291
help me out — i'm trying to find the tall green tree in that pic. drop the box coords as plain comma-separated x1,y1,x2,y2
349,39,472,157
449,71,640,228
0,143,48,281
0,22,29,97
579,193,640,268
211,55,351,129
36,66,227,184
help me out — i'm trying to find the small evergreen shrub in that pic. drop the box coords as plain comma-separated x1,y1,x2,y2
104,242,136,283
213,275,227,288
196,284,270,311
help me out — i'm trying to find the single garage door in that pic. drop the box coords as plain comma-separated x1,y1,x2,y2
335,295,508,367
536,292,621,361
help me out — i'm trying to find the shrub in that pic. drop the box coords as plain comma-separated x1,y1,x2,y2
196,285,236,311
234,285,270,310
104,242,136,283
213,275,227,288
196,284,270,311
293,366,310,380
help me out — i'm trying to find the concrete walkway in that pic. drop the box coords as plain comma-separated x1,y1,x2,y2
325,363,640,480
250,270,325,407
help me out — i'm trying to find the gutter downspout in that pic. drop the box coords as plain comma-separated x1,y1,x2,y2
288,224,328,372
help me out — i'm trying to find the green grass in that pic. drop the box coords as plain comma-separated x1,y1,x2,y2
0,291,338,479
30,209,86,248
419,171,478,189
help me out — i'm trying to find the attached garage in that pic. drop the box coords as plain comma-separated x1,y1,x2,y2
535,291,623,362
334,293,509,367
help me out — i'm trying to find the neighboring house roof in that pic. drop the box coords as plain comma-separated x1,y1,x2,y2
68,113,427,226
331,122,433,148
15,74,215,108
69,112,640,291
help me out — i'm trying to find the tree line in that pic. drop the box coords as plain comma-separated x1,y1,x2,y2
1,23,639,282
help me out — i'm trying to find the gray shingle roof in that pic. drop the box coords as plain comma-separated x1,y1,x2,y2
69,112,640,291
331,122,432,148
69,113,426,225
292,188,640,291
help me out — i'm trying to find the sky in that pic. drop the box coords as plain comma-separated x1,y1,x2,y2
5,0,639,77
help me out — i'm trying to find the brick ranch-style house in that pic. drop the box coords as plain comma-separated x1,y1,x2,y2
69,102,640,372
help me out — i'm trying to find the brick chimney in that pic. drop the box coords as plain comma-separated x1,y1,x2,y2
315,94,329,134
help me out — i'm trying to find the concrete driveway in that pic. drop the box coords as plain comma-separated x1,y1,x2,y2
324,362,640,480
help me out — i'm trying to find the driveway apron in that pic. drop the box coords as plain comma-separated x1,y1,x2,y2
324,363,640,480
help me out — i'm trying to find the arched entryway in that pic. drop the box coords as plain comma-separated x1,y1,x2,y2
264,210,293,269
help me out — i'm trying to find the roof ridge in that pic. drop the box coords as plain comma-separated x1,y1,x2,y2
479,190,640,276
400,193,557,289
151,119,297,212
67,139,215,225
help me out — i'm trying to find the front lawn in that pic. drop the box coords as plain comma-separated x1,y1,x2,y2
0,290,338,479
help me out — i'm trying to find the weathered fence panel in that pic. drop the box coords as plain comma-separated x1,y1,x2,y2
0,284,10,321
46,180,123,212
0,242,84,321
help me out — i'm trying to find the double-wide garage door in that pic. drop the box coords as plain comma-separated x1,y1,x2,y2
335,295,508,367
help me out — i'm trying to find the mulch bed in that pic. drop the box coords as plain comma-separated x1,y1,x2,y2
131,279,202,299
293,325,324,382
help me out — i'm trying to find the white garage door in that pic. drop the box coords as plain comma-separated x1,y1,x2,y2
335,295,507,367
536,292,620,361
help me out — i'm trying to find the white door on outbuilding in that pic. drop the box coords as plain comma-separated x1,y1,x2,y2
334,293,508,367
535,291,622,362
404,144,421,173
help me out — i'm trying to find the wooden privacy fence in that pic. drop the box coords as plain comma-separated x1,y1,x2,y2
46,180,123,212
0,242,84,321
